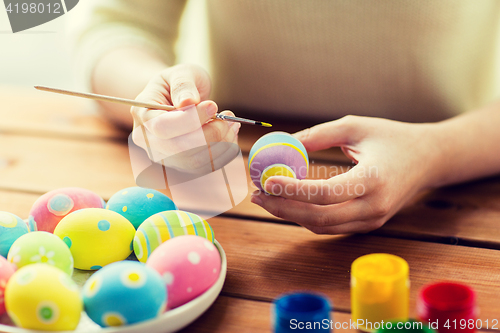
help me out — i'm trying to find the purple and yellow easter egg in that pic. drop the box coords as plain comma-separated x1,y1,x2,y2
0,211,29,258
147,235,221,309
7,231,74,276
0,256,15,315
54,208,135,270
29,187,105,233
134,210,214,263
5,264,82,331
248,132,309,193
106,187,177,229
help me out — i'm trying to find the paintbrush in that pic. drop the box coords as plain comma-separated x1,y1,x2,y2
34,86,272,127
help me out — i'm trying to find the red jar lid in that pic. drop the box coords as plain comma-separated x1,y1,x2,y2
419,281,476,312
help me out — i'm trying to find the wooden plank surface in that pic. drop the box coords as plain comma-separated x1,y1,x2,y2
0,85,124,140
209,216,500,320
180,296,354,333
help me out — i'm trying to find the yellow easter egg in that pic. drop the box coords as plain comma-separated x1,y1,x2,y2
54,208,135,270
133,210,214,263
5,263,82,331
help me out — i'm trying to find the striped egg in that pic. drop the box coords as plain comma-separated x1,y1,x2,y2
134,210,214,263
248,131,309,193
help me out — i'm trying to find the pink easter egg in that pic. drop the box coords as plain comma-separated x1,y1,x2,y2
0,255,15,315
146,235,221,310
29,188,105,233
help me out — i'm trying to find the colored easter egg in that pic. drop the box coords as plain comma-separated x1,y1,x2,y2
248,131,308,193
83,261,166,327
5,264,82,331
0,256,15,315
54,208,135,270
106,187,177,229
29,187,105,233
134,210,214,263
147,235,221,309
7,231,73,276
0,211,29,258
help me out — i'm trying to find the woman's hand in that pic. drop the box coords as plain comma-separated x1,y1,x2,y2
250,115,442,234
131,64,240,173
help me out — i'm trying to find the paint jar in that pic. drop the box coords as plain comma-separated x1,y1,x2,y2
272,292,332,332
417,282,477,333
351,253,410,332
375,319,436,333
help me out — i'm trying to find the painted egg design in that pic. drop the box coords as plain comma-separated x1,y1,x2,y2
0,211,29,258
106,187,177,229
54,208,135,270
147,235,221,309
5,264,82,331
29,187,105,233
248,131,308,193
0,256,15,315
134,210,214,263
83,261,166,327
7,231,73,276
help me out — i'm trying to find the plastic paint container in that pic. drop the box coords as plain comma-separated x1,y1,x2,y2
272,292,332,332
351,253,410,332
417,282,477,333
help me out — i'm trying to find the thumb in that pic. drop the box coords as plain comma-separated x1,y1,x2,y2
292,117,359,152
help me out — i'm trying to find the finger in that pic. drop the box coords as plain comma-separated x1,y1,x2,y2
136,100,218,139
292,116,361,152
166,67,202,108
204,110,241,145
251,192,376,226
263,163,373,205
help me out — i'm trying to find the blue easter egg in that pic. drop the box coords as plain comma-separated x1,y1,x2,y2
82,261,166,327
106,187,177,229
0,212,29,257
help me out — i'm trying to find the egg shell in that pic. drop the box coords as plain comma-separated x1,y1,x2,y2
54,208,135,270
147,235,221,309
248,132,308,192
5,263,82,331
134,210,214,263
29,187,105,233
83,261,166,327
0,211,29,258
106,187,177,229
0,256,15,315
7,231,73,276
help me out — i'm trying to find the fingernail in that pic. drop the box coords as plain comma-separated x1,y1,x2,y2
251,194,263,206
231,122,241,134
177,93,194,105
206,104,217,117
265,180,278,195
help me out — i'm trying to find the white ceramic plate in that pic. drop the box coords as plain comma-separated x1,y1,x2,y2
0,240,227,333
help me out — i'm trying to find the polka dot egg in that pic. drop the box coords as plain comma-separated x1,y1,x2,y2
248,131,309,193
7,231,73,276
29,187,105,233
0,256,15,315
5,264,82,331
0,211,29,258
54,208,135,270
147,235,221,309
106,187,177,229
83,261,166,327
134,210,214,263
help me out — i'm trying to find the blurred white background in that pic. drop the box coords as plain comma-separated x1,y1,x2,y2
0,0,209,89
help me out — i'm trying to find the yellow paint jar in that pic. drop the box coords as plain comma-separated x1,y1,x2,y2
351,253,410,332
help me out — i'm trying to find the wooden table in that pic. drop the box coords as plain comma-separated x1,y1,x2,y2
1,85,500,332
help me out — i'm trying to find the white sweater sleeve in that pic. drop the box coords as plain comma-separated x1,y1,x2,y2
67,0,187,91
